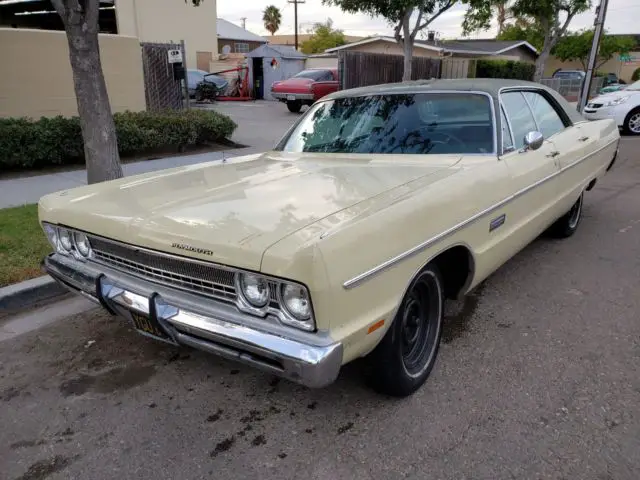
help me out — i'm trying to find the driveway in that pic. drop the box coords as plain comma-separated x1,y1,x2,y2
1,138,639,480
204,100,302,151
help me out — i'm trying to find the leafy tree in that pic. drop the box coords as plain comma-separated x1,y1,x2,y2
553,30,636,71
300,19,347,54
463,0,591,81
50,0,203,184
323,0,456,81
463,0,513,36
263,5,283,36
496,21,545,51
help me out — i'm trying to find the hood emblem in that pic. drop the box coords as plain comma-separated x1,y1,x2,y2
171,243,214,256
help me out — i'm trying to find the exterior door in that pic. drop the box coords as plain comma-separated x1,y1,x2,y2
492,91,563,263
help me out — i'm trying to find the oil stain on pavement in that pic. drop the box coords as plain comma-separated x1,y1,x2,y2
59,365,156,397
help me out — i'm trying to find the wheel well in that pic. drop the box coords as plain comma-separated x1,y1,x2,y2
625,106,640,124
431,246,474,300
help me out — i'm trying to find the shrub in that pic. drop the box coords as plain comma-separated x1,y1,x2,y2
474,59,536,81
632,67,640,82
0,109,237,172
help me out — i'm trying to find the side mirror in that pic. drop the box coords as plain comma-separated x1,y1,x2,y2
522,131,544,152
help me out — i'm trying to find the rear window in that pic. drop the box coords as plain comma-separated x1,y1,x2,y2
293,70,333,81
279,93,494,155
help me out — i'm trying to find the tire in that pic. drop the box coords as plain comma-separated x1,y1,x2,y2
365,264,445,397
549,192,584,238
287,100,302,113
623,107,640,135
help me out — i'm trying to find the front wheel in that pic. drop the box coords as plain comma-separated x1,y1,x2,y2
623,108,640,135
287,100,302,113
549,192,583,238
365,264,444,397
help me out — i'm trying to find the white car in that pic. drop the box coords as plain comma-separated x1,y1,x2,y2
583,80,640,135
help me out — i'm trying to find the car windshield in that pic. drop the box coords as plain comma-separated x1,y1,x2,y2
293,70,331,81
627,80,640,91
278,93,494,155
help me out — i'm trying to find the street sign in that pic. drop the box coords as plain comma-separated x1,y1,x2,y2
168,49,183,64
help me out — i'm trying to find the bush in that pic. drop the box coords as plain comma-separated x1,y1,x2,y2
632,67,640,82
0,109,237,171
474,59,536,81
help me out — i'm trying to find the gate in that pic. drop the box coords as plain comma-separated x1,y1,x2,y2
140,41,186,111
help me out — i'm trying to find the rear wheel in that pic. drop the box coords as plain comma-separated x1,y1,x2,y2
287,100,302,113
365,264,444,397
549,192,583,238
623,108,640,135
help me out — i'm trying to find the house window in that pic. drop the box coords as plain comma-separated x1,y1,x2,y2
234,43,250,53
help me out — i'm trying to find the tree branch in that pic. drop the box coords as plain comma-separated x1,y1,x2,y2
414,0,455,34
411,9,424,39
50,0,66,21
394,19,403,45
85,0,101,31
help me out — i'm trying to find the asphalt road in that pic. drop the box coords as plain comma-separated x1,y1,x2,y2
2,137,640,480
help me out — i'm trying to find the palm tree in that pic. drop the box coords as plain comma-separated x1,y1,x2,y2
263,5,282,36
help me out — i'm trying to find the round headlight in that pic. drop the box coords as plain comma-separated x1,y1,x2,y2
43,223,59,250
238,273,270,308
74,232,91,257
281,284,311,321
59,228,73,252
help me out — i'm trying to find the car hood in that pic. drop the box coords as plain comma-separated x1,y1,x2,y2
39,152,462,271
592,89,637,103
273,78,313,89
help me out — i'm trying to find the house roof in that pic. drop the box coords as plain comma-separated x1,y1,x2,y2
325,36,538,56
217,19,267,43
245,44,307,59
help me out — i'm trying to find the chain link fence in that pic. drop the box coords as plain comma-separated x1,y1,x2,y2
539,77,605,103
140,41,186,111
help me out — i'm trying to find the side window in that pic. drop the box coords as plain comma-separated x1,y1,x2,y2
319,71,333,82
500,107,514,153
523,91,566,139
501,91,537,150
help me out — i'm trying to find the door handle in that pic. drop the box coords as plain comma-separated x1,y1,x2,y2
578,136,589,142
546,151,560,158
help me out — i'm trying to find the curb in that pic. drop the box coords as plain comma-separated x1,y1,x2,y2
0,275,68,313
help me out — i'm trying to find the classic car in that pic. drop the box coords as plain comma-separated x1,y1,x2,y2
39,79,620,397
271,68,340,113
583,79,640,135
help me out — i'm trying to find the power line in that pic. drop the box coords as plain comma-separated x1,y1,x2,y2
288,0,306,50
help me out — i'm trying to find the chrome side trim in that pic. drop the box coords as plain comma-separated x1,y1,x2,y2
343,137,618,289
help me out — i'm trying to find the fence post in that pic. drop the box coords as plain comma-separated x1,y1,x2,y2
180,39,190,110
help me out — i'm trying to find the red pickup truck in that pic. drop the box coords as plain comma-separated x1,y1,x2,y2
271,68,340,113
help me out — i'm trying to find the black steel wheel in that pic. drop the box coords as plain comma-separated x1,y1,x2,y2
287,100,302,113
365,264,444,397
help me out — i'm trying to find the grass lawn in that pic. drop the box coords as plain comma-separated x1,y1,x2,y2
0,204,51,287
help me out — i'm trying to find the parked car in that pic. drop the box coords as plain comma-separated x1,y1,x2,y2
185,69,228,99
39,79,620,397
271,68,339,113
599,83,627,95
583,79,640,135
552,69,586,80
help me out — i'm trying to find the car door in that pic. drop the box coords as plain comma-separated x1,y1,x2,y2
312,70,340,99
493,90,564,259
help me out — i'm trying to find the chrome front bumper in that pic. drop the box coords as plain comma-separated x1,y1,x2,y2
43,253,343,388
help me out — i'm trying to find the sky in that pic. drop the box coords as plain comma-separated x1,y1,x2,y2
217,0,640,41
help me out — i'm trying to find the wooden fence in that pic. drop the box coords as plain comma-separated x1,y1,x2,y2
441,58,475,79
338,51,441,90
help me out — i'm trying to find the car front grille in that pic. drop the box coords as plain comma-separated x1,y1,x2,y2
88,236,238,303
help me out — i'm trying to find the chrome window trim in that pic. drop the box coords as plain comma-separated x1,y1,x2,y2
500,104,516,155
276,89,498,156
343,137,619,289
521,91,541,132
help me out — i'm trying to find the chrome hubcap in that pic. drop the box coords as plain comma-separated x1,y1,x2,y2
629,113,640,134
568,195,583,229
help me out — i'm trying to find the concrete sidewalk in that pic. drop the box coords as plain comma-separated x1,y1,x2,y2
0,146,261,209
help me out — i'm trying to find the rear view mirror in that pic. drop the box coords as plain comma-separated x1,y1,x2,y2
522,131,544,152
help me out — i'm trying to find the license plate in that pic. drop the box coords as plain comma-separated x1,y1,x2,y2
130,311,170,341
287,95,296,101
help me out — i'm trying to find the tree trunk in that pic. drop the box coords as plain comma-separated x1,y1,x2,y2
533,49,550,82
65,23,122,184
401,10,413,82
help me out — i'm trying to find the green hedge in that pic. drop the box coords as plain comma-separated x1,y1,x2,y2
632,67,640,82
0,109,237,171
474,59,536,81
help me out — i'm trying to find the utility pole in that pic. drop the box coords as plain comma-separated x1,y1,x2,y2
288,0,306,50
240,17,247,29
578,0,609,113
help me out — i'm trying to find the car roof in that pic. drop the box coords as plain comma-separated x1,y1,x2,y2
324,78,585,124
